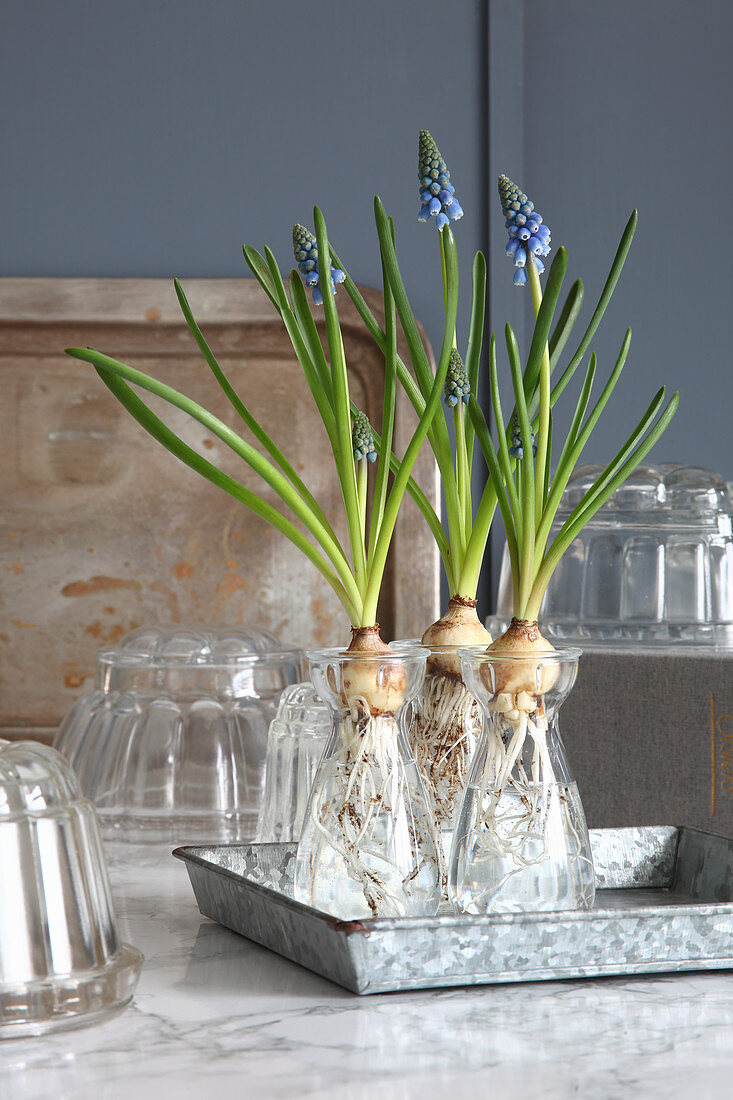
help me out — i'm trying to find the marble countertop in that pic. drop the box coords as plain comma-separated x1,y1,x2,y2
4,844,733,1100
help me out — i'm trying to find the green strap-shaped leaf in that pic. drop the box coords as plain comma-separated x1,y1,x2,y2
372,198,434,399
522,247,568,402
242,244,281,312
368,250,398,566
549,210,638,406
65,346,361,611
92,365,361,623
173,278,338,546
549,278,584,370
287,271,334,401
505,322,535,613
488,334,521,530
527,389,679,617
312,207,367,593
463,250,486,477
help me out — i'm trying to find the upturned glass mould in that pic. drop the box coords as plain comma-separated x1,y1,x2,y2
495,464,733,645
0,740,142,1038
54,626,302,843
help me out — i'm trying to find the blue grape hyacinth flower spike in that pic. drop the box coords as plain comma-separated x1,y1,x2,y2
352,411,378,463
498,174,551,287
444,348,471,408
418,130,464,231
293,223,346,305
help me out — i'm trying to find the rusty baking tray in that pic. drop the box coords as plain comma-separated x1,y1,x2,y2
174,826,733,994
0,277,439,744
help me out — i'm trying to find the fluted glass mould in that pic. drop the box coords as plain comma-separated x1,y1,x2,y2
54,626,302,843
0,740,142,1037
495,464,733,645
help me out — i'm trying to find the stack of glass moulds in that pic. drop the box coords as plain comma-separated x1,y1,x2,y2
0,739,143,1037
256,682,331,843
495,463,733,645
54,626,303,843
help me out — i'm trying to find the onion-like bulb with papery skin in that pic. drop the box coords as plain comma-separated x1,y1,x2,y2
421,596,493,677
333,625,409,716
484,618,558,704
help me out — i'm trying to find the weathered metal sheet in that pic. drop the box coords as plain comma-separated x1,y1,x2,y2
174,826,733,994
0,278,439,742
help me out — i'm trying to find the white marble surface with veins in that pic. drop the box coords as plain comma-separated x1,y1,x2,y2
4,843,733,1099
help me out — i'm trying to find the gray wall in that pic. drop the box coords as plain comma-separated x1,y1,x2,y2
0,0,486,358
490,0,733,474
485,0,733,597
2,0,731,609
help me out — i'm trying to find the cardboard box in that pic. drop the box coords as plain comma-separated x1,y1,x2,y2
561,649,733,835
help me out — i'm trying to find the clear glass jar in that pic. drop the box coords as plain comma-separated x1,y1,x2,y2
294,646,441,919
450,647,594,914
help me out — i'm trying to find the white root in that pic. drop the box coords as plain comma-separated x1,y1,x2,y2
306,701,438,917
409,673,482,827
410,599,491,893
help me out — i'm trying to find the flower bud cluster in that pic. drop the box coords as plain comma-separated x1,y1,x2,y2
508,413,537,459
498,174,551,287
352,411,378,463
418,131,463,232
293,224,346,305
444,348,471,408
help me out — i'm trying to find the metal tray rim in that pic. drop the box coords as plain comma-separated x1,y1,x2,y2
173,824,733,931
173,826,733,994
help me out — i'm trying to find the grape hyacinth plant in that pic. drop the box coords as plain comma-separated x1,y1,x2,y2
65,197,460,920
448,175,679,915
484,175,678,641
330,140,560,869
318,136,495,862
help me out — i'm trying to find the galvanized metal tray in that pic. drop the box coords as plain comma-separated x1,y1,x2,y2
173,826,733,994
